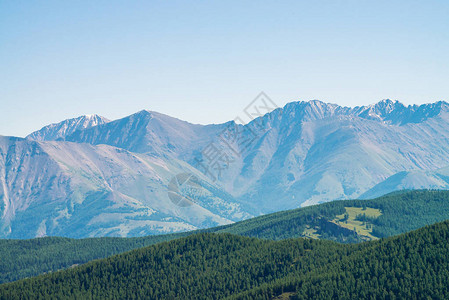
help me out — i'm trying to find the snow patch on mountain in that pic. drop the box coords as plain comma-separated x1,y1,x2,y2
27,114,110,141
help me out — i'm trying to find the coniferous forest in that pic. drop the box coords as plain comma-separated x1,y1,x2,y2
1,220,449,299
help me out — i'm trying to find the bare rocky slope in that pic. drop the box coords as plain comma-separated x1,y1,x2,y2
0,136,249,238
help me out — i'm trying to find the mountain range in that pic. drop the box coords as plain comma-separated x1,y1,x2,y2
2,99,449,238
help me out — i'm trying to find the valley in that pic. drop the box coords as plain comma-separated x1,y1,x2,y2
1,190,449,284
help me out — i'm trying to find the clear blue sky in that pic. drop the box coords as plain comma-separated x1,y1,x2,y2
1,0,448,137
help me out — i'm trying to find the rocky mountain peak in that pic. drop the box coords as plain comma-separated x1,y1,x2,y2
27,114,110,141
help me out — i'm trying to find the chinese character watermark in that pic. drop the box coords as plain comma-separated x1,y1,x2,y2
168,92,280,206
243,92,279,126
167,173,205,207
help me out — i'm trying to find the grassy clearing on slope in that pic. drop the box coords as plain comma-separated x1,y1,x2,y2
272,292,296,299
302,226,320,239
333,207,382,240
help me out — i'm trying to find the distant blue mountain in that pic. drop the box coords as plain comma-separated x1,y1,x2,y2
3,99,449,238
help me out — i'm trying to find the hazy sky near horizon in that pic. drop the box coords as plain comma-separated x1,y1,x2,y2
1,1,448,137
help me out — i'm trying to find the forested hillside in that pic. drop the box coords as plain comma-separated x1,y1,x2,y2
2,190,449,284
1,221,449,299
220,189,449,241
231,221,449,299
0,233,189,284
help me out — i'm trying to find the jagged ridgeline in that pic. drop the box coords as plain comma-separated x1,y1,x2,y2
1,219,449,299
1,190,449,284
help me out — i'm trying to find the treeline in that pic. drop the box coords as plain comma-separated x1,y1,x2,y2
2,221,449,299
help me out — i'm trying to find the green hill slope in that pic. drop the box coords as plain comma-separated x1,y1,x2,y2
2,189,449,284
2,220,449,299
231,221,449,299
0,233,190,284
218,189,449,242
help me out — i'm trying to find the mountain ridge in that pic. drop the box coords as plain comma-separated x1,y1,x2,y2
265,99,449,125
65,110,233,159
28,99,449,142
